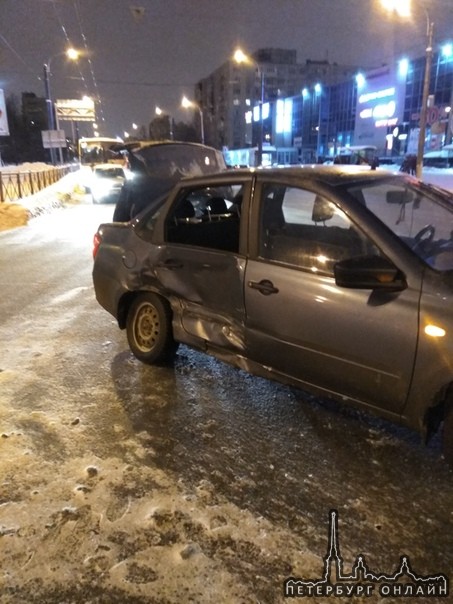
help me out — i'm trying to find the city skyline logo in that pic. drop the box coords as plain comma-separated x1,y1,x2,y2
284,510,449,599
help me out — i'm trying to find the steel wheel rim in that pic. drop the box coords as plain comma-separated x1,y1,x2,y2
134,302,160,352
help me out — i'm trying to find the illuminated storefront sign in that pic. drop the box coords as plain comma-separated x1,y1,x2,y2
275,98,293,134
358,88,398,128
358,87,395,104
354,67,406,149
253,102,270,122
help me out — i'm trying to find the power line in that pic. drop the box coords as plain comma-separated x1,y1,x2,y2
0,32,40,80
73,0,106,125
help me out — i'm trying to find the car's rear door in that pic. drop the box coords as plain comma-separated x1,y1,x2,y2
153,176,251,352
243,176,420,414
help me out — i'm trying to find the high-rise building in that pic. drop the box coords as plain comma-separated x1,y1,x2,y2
195,48,359,150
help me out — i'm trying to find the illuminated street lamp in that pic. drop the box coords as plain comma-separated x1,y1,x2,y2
43,47,80,164
155,106,173,139
181,95,204,144
380,0,434,178
233,48,264,166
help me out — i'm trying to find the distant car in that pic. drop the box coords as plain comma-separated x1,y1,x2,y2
333,145,378,167
423,144,453,169
92,165,453,465
91,164,126,204
111,141,227,221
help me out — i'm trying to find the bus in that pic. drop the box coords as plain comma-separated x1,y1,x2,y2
78,137,124,167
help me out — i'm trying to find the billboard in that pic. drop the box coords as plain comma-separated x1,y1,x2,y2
55,98,95,122
354,66,406,152
0,89,10,136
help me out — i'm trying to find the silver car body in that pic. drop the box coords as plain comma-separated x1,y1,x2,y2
93,166,453,444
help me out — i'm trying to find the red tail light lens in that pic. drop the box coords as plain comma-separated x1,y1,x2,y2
93,232,102,259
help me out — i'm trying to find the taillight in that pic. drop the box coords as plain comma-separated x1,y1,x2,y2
93,231,102,259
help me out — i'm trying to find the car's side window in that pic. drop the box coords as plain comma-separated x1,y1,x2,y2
165,184,243,253
259,183,375,275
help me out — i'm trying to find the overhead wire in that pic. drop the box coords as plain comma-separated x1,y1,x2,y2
0,32,41,80
50,0,105,128
49,0,89,93
72,0,106,126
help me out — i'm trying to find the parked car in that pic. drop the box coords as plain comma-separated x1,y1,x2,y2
423,144,453,169
91,164,126,204
333,145,378,166
111,141,226,221
92,165,453,465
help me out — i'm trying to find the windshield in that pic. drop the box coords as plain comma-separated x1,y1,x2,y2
346,177,453,271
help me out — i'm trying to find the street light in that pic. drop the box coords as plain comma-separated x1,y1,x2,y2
43,47,80,164
155,106,173,139
380,0,434,178
233,48,264,166
181,95,204,144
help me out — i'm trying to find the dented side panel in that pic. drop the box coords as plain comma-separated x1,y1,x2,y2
153,245,247,350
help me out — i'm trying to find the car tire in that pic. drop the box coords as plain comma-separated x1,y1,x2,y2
442,404,453,468
126,293,178,364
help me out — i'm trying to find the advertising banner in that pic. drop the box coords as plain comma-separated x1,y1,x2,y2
354,66,406,153
0,89,10,136
55,98,95,122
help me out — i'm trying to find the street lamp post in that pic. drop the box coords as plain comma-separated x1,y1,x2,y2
181,96,204,144
315,83,322,161
416,18,434,178
43,61,57,164
380,1,434,178
233,48,264,166
43,48,79,164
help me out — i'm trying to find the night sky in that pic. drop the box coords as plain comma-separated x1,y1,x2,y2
1,0,452,138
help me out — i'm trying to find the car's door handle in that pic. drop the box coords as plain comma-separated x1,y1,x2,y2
247,279,279,295
157,259,183,270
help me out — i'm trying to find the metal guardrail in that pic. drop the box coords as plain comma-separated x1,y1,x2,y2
0,165,79,203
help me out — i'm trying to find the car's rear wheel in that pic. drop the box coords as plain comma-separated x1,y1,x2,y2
442,404,453,467
126,293,178,364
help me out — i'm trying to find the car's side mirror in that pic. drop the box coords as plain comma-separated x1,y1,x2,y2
334,255,407,291
386,190,414,205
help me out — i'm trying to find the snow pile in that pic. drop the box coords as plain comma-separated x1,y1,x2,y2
0,167,86,229
421,168,453,192
0,202,28,231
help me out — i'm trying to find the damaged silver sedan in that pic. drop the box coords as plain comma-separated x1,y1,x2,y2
92,165,453,464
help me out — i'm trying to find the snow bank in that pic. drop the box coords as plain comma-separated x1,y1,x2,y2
0,169,86,230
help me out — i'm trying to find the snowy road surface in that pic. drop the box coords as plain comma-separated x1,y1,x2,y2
0,200,452,603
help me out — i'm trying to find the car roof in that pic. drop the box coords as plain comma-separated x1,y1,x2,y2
111,140,220,154
178,164,404,187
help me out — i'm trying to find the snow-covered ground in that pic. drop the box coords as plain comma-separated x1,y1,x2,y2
381,164,453,192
